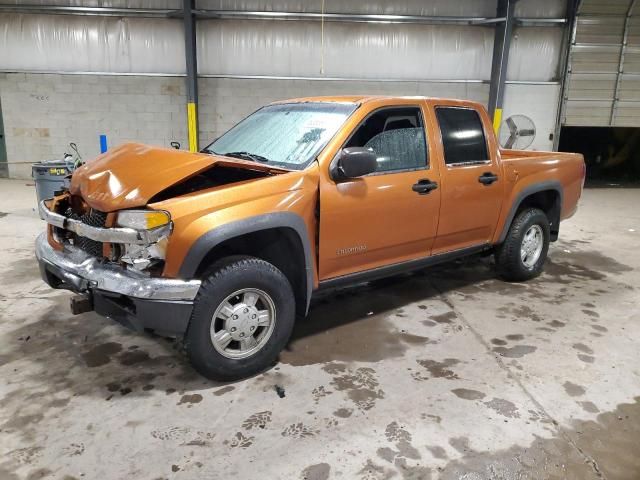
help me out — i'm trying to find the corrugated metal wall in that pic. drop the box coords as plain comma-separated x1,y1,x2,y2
563,0,640,126
0,0,570,166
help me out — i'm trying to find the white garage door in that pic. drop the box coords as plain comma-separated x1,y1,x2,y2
563,0,640,126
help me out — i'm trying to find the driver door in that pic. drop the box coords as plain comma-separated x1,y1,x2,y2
318,104,441,281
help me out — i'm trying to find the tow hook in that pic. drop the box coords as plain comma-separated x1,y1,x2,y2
70,293,93,315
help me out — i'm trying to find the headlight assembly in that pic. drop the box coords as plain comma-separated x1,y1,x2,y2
116,209,171,230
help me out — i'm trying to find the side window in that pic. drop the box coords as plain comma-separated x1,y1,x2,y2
345,107,428,173
435,107,489,166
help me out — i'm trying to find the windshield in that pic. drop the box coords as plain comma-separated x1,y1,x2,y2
204,102,357,170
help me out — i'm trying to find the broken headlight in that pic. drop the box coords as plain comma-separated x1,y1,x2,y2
120,236,168,272
116,209,171,272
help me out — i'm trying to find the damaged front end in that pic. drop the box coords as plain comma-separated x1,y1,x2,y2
39,194,171,276
35,142,299,336
36,191,201,335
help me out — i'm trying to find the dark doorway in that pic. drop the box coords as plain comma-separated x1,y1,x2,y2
558,126,640,186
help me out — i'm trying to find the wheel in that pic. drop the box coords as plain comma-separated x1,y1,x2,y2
185,256,295,381
495,208,550,282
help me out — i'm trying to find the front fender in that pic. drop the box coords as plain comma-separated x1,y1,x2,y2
176,211,315,312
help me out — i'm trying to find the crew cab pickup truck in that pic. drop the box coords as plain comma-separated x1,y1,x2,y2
36,96,585,380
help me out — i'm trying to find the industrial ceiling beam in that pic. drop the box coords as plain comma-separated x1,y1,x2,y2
193,10,504,25
0,4,180,17
183,0,199,153
488,0,517,135
193,10,566,26
0,4,567,26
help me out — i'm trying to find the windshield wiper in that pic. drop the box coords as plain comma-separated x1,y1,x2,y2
221,151,270,163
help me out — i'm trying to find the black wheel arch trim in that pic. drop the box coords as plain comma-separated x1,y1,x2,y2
178,212,315,314
497,180,563,243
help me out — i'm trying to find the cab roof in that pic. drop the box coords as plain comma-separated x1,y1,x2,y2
270,95,482,108
272,95,410,105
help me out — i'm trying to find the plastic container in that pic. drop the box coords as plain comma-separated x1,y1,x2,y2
32,158,75,203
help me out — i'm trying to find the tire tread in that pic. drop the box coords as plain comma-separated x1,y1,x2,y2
495,207,550,282
185,255,295,381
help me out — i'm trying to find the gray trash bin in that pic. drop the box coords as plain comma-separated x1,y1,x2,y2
32,158,75,203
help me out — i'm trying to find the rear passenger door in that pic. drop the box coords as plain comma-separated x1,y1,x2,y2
431,104,504,254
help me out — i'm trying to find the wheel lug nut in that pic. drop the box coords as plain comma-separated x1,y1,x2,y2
233,315,238,320
231,327,236,332
250,326,255,331
244,308,248,313
240,333,245,337
251,314,256,319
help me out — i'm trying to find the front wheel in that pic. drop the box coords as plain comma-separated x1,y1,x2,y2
185,256,296,381
495,208,550,282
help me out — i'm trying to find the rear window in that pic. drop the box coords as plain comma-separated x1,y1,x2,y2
436,107,489,165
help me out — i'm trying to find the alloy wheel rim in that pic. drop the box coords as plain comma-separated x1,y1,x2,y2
209,288,276,359
521,224,544,269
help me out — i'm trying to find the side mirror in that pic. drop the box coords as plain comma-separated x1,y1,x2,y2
331,147,377,180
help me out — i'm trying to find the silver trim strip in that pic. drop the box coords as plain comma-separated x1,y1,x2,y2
36,233,200,301
38,200,171,245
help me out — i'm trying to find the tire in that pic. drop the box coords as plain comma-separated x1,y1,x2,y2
185,256,295,381
495,208,550,282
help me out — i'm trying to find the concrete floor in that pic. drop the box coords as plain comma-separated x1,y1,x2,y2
0,178,639,480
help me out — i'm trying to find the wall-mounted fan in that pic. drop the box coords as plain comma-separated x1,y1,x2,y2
499,114,536,150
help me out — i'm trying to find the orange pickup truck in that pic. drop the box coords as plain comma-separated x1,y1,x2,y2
36,96,585,380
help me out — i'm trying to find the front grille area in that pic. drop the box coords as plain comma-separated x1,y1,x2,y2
65,207,108,257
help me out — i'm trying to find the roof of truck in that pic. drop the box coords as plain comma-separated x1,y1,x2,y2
272,95,409,104
271,95,481,106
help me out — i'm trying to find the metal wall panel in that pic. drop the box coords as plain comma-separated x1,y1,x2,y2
628,16,640,45
574,17,624,44
567,73,617,99
570,45,621,73
196,19,496,80
564,99,613,124
506,27,563,81
515,0,567,19
0,13,186,74
196,20,562,82
579,0,631,15
618,76,640,100
614,102,640,124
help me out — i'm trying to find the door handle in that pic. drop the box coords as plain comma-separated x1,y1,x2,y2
412,179,438,195
478,172,499,185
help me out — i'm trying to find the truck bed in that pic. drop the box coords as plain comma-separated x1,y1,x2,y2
499,148,585,224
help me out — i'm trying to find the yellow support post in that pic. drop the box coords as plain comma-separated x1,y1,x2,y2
187,102,198,152
493,108,503,135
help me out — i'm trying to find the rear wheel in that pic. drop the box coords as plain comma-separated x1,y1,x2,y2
185,256,295,381
495,208,550,281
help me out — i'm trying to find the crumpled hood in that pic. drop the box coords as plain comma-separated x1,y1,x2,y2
69,143,280,212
